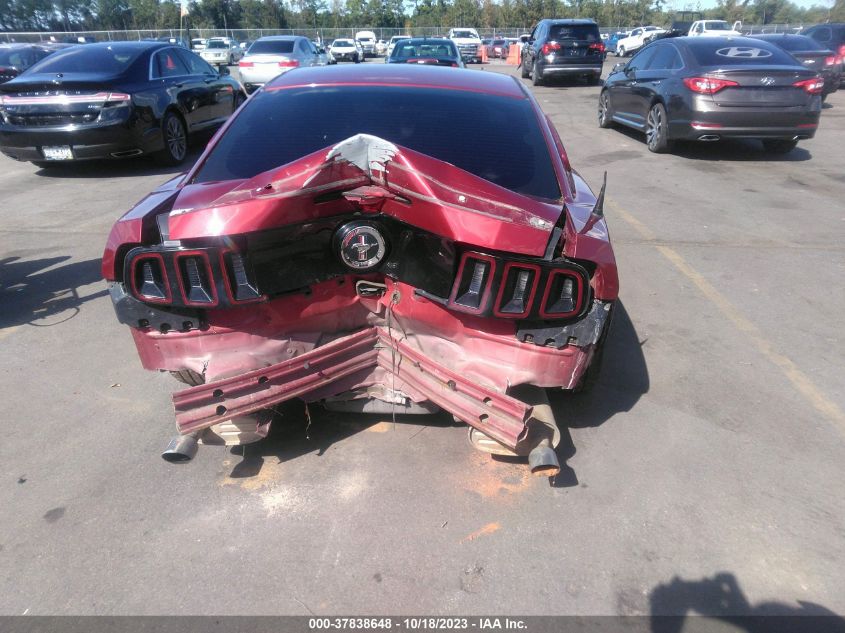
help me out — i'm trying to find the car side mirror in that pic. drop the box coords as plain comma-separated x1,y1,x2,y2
520,34,530,43
612,62,626,74
219,66,230,76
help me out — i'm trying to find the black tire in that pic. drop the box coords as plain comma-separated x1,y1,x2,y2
155,111,188,166
598,90,613,129
170,369,205,386
586,74,601,86
228,55,233,65
233,91,245,113
645,102,672,153
354,54,360,63
532,63,544,86
520,56,530,78
762,139,798,155
617,47,625,57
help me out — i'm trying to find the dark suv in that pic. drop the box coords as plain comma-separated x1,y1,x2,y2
802,23,845,88
521,19,605,86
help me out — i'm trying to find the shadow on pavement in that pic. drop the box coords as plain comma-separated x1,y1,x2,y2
227,401,460,479
649,572,845,633
0,255,107,329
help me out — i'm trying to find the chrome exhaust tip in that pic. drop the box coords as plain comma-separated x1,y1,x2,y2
528,438,560,477
697,134,720,142
162,433,199,463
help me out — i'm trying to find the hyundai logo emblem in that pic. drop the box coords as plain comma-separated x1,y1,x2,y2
760,76,776,86
716,46,772,59
334,222,388,272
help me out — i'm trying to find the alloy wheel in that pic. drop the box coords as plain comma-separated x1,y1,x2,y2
165,116,187,162
646,107,662,150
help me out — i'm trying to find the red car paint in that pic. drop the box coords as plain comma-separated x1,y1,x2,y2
103,65,619,458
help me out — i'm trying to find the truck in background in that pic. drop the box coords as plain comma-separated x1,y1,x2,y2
448,28,484,63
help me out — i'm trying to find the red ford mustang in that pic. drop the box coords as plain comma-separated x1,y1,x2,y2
102,65,619,475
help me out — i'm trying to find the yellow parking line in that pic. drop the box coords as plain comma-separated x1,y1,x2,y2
608,197,845,431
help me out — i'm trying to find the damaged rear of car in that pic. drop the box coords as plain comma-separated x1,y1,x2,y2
102,65,619,475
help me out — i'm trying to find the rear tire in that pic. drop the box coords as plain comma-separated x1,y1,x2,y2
598,91,613,128
532,64,544,86
170,369,205,386
233,91,245,112
521,56,530,78
762,139,798,154
155,111,188,166
645,102,672,153
617,46,625,57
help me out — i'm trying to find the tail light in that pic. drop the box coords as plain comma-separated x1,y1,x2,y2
793,77,824,94
540,270,584,319
221,251,262,303
103,92,131,106
131,254,171,304
838,44,845,57
589,42,606,54
824,55,835,66
278,59,299,68
449,253,496,313
494,263,540,318
175,252,217,306
541,42,561,55
683,76,739,94
239,60,254,68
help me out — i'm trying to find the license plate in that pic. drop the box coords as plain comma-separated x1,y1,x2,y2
42,146,73,161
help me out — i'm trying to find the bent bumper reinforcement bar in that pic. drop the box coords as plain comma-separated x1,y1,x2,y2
172,327,534,450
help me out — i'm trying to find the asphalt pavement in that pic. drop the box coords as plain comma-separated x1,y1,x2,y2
0,59,843,618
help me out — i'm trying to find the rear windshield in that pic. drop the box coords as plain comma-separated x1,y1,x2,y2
548,24,600,42
704,21,730,30
451,31,477,39
206,41,228,49
249,40,295,54
195,86,560,200
0,47,44,68
493,40,506,45
393,41,457,58
688,40,798,66
27,44,141,75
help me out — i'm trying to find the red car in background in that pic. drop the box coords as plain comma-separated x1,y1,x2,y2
102,65,619,476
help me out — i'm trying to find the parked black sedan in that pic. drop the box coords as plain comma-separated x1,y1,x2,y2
599,36,823,154
0,41,246,167
0,44,68,84
750,34,840,99
387,38,464,67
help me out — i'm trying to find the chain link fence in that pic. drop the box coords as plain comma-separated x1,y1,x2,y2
0,23,811,45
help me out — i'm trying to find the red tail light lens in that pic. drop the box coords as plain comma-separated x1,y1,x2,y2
449,253,496,313
494,263,540,318
793,77,824,94
131,254,171,304
238,60,254,68
541,42,562,55
824,55,836,66
683,76,740,94
540,270,584,319
589,42,606,53
175,252,218,306
838,44,845,57
278,60,299,68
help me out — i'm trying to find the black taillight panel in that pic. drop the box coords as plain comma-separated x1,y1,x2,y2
124,246,264,309
449,250,590,322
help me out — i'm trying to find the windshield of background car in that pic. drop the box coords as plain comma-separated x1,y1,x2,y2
765,35,824,52
548,25,600,41
194,86,561,200
493,40,506,46
394,42,457,57
334,40,354,47
452,31,476,38
207,41,227,49
705,22,730,30
249,40,295,54
27,44,141,75
0,48,39,68
689,40,799,66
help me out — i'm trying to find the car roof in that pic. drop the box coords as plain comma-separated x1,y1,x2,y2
265,64,526,99
255,35,302,41
541,18,598,24
65,40,168,51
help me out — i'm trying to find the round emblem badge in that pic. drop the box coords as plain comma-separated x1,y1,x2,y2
334,222,388,271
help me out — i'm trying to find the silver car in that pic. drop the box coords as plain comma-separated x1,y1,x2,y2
200,38,242,66
238,36,320,93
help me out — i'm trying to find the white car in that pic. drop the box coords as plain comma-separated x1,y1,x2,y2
329,38,363,63
386,35,411,57
375,39,387,55
688,20,743,37
448,27,483,63
200,38,243,65
355,30,377,57
190,38,207,51
615,26,666,56
238,36,320,93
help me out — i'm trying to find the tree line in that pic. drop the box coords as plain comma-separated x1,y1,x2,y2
1,0,842,33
